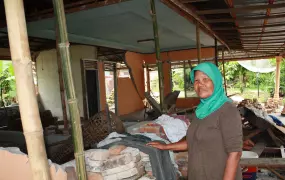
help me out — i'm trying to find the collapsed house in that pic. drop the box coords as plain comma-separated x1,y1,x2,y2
0,0,285,180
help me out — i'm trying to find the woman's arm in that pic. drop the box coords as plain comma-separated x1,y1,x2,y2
223,152,242,180
219,104,243,180
147,140,188,151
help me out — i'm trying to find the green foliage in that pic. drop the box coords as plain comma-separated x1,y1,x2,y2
0,61,16,107
171,68,184,91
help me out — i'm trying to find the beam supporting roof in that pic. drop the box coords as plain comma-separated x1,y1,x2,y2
205,14,285,23
212,23,285,30
197,3,285,15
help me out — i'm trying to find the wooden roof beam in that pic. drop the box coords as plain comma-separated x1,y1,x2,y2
213,23,285,30
197,3,285,15
181,0,210,3
240,30,285,35
205,14,285,23
241,34,285,38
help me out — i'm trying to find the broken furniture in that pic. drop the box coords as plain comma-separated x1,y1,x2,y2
0,105,58,132
47,110,125,164
144,91,192,120
238,99,285,155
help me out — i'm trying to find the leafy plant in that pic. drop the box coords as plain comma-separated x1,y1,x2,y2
0,61,16,107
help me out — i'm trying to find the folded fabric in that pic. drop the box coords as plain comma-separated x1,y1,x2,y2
155,115,188,143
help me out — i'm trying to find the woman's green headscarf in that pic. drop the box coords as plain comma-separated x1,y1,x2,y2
190,62,230,119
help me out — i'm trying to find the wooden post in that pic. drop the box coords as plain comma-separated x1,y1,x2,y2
113,63,118,116
183,61,187,98
215,38,218,66
52,0,87,179
56,27,68,130
146,64,151,92
222,47,227,95
196,22,201,64
150,0,165,112
274,56,282,100
3,0,51,180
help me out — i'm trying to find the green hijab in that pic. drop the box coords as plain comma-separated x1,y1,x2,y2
190,62,230,119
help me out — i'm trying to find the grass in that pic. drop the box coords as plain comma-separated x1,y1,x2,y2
227,88,271,103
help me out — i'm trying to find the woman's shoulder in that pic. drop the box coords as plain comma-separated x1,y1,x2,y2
220,101,239,114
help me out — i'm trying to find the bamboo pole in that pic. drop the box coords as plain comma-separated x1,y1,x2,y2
196,22,201,64
150,0,165,112
222,47,227,95
52,0,87,180
56,27,68,130
183,61,187,98
113,63,118,115
215,38,218,66
3,0,51,180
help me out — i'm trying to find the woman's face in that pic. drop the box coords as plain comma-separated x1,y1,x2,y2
194,70,214,99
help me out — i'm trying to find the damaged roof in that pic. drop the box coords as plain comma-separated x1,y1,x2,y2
0,0,284,60
179,0,285,56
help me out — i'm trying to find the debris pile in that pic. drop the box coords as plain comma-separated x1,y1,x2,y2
265,98,283,113
62,146,157,180
140,152,152,177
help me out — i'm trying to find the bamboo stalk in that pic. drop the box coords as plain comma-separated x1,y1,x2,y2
113,63,118,115
222,47,227,95
183,61,187,98
150,0,165,112
215,38,218,66
3,0,51,180
52,0,87,180
56,27,68,130
196,22,201,64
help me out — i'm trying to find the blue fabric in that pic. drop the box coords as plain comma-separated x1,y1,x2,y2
269,115,285,127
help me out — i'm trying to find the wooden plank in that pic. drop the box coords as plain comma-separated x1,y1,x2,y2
240,158,285,168
251,142,266,157
281,146,285,158
197,3,285,15
266,167,285,179
182,0,209,2
213,23,285,30
241,34,285,38
205,14,285,23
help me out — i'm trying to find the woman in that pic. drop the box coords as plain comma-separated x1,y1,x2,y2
148,62,243,180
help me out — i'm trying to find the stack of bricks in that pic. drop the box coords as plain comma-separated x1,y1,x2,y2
140,152,153,177
102,147,145,180
174,152,188,178
62,146,160,180
265,97,283,113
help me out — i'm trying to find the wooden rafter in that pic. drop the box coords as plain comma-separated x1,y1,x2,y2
205,14,285,23
196,3,285,15
212,23,285,30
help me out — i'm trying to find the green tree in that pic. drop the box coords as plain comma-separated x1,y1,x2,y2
0,61,16,106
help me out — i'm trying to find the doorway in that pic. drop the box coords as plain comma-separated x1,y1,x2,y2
81,60,100,119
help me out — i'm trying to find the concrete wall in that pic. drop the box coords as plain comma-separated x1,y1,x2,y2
36,45,99,119
118,52,145,115
36,47,211,118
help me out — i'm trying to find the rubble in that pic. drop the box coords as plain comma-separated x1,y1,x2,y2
108,145,127,156
265,98,283,113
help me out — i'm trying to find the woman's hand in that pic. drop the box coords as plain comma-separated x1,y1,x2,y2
147,142,168,150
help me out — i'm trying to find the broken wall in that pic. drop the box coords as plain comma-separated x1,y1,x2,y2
118,52,145,115
143,48,214,108
36,45,105,120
